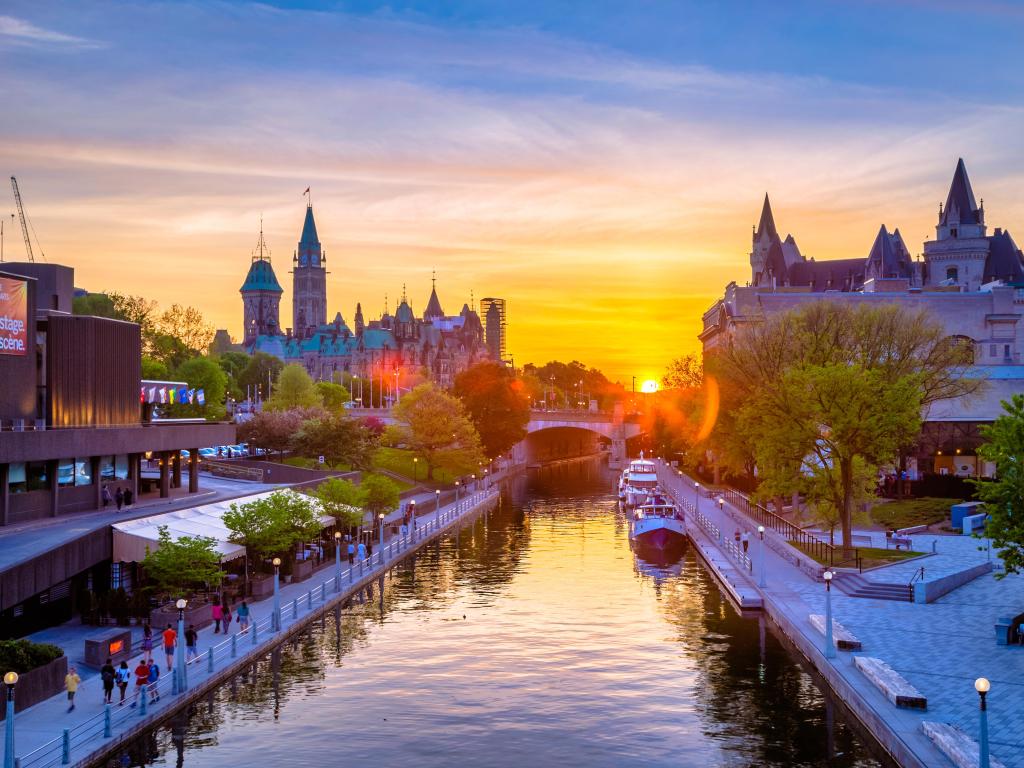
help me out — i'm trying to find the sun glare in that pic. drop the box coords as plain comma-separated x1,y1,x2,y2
640,379,659,393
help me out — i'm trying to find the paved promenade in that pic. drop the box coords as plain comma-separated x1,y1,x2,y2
657,466,1024,768
1,487,499,768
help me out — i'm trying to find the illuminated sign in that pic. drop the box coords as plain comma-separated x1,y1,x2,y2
108,639,124,655
0,277,28,356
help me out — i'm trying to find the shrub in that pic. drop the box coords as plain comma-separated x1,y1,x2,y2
0,639,64,673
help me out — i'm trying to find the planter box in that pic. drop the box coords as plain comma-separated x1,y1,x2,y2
84,629,133,667
0,656,68,719
250,575,275,599
291,560,313,583
149,601,215,633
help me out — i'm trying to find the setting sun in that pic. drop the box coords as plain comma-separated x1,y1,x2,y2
640,379,659,394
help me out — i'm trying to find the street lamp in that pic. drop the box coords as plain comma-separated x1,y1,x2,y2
471,473,476,491
758,525,766,588
823,571,836,659
271,558,282,632
694,482,700,515
378,513,386,565
483,468,489,489
334,531,342,593
976,677,991,768
413,457,418,482
717,497,724,516
4,671,17,768
435,489,441,514
454,480,460,507
175,598,188,693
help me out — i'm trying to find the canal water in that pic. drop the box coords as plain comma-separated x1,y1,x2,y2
107,460,888,767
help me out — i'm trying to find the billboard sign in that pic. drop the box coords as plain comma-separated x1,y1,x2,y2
0,276,29,356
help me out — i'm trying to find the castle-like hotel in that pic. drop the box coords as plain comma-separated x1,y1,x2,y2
230,204,506,388
701,159,1024,479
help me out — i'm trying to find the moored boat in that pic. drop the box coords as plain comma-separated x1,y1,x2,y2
629,492,686,549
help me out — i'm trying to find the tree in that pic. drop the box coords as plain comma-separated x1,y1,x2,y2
314,478,367,531
662,353,703,390
72,292,118,318
315,380,351,414
977,394,1024,577
266,364,322,411
223,490,322,570
237,409,310,459
238,352,284,398
141,357,169,380
172,356,228,420
390,383,484,479
453,361,530,458
157,304,215,356
360,474,401,521
217,351,252,401
292,413,379,470
141,526,222,602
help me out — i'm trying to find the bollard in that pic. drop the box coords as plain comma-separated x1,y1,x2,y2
208,647,214,673
139,689,147,716
292,599,298,619
320,585,326,603
231,633,237,658
104,703,112,737
252,624,258,646
62,728,70,765
307,591,313,610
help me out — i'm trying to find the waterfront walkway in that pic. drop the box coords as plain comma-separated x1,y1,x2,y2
657,466,1024,768
1,487,499,768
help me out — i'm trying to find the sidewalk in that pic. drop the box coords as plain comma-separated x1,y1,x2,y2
658,466,1024,768
1,487,500,768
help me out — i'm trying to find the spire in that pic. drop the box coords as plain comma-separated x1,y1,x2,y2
252,217,271,262
756,194,778,241
940,158,981,227
424,274,444,320
296,205,322,266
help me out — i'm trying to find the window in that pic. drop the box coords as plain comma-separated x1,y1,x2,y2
951,228,958,238
74,457,92,487
1005,345,1012,359
26,461,48,491
115,454,129,480
8,463,27,494
946,266,959,282
57,458,74,487
990,344,998,357
99,456,115,481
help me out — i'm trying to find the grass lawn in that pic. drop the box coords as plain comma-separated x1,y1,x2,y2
868,497,961,530
373,447,458,487
282,456,352,472
793,542,922,570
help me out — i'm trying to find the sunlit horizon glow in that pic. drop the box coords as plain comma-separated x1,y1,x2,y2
3,2,1024,382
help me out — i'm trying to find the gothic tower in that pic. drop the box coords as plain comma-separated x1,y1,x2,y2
240,225,283,345
292,204,327,338
750,194,779,284
923,159,989,290
354,302,364,337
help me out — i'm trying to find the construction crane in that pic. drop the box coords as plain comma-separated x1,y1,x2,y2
10,176,35,262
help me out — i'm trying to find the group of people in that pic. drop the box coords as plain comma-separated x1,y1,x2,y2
101,485,134,511
344,536,372,565
212,596,251,634
92,656,159,709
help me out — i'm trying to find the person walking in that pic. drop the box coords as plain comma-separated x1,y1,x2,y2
733,528,741,547
100,658,116,704
115,487,124,511
147,658,161,703
212,601,223,633
741,531,750,554
185,624,198,663
366,539,373,559
347,542,355,565
102,486,112,508
141,621,153,656
222,601,233,635
236,601,250,631
131,658,149,707
64,666,81,712
124,488,133,508
115,661,131,705
162,624,176,673
357,541,367,562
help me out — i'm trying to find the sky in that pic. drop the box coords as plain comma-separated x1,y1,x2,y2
2,1,1024,383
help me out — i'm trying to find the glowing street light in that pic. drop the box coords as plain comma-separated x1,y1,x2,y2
823,571,836,659
271,558,282,632
976,677,991,768
4,671,18,768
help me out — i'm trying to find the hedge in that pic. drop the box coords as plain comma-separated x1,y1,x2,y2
0,639,65,674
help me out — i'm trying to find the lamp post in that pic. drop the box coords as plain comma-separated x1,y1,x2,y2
412,457,418,482
471,473,476,492
408,499,416,536
694,482,700,515
435,489,441,516
823,570,836,659
483,468,489,489
717,497,724,516
758,525,767,588
175,598,188,693
454,480,460,508
271,557,281,632
976,677,991,768
334,531,342,592
378,513,386,565
4,671,17,768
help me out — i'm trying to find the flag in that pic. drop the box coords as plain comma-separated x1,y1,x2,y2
197,389,206,405
148,386,157,403
303,186,310,195
140,387,145,403
168,388,176,404
159,387,167,404
178,386,188,403
188,388,196,404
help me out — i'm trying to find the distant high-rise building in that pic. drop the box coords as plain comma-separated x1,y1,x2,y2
480,297,506,361
292,204,327,339
240,225,283,345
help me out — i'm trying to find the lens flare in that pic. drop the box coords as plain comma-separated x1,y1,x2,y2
640,379,659,393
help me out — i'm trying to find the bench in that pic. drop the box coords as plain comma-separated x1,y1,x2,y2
921,722,1006,768
854,656,926,709
809,614,862,651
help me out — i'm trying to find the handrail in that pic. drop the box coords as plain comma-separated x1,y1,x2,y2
682,498,753,573
907,566,925,601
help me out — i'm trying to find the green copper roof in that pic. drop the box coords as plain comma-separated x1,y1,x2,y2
240,259,283,293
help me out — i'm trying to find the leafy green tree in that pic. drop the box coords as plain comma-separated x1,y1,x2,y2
662,353,703,390
391,383,483,480
141,526,222,602
72,292,118,318
266,364,322,411
238,352,284,398
292,413,379,470
314,478,367,531
157,304,215,357
223,490,322,570
217,351,252,400
237,408,319,459
361,474,401,520
141,356,169,380
453,361,529,459
977,394,1024,577
316,380,351,414
172,356,228,420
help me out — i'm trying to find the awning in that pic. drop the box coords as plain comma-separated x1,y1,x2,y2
112,489,335,563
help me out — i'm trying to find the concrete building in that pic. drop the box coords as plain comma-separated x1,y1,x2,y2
700,159,1024,479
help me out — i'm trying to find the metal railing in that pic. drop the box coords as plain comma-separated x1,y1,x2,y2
908,567,926,602
12,488,498,768
681,498,753,573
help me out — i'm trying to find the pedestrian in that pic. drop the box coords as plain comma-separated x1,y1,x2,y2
366,539,373,558
162,623,176,672
115,487,124,511
115,661,131,705
741,531,750,554
222,602,233,634
212,601,223,633
141,621,153,655
147,658,161,702
64,666,81,712
185,624,198,663
131,658,149,707
102,486,112,508
734,528,741,546
236,601,250,631
357,541,367,562
101,657,116,704
124,488,133,508
347,542,355,565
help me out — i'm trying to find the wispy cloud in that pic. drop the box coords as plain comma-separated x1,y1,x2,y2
0,14,101,49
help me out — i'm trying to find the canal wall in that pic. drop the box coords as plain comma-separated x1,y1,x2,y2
6,489,500,768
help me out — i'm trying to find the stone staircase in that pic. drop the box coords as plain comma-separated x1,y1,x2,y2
832,572,912,602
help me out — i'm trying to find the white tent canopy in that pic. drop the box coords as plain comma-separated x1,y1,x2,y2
112,489,335,564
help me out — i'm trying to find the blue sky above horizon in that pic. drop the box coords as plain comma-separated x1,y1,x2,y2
2,1,1024,380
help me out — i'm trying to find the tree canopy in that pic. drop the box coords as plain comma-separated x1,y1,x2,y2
223,490,322,570
453,361,530,459
390,383,483,479
314,478,367,530
292,413,379,470
977,394,1024,577
141,526,222,602
361,474,401,521
172,356,228,420
238,352,285,399
315,380,351,414
237,408,312,458
266,364,322,411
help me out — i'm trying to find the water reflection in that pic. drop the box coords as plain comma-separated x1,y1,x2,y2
102,459,888,768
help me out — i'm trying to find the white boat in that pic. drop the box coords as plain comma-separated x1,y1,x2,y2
629,492,687,550
620,455,659,508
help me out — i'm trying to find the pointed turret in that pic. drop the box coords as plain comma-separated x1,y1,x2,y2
292,202,328,338
756,194,778,241
941,158,981,228
354,302,364,336
296,205,323,266
424,272,444,320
